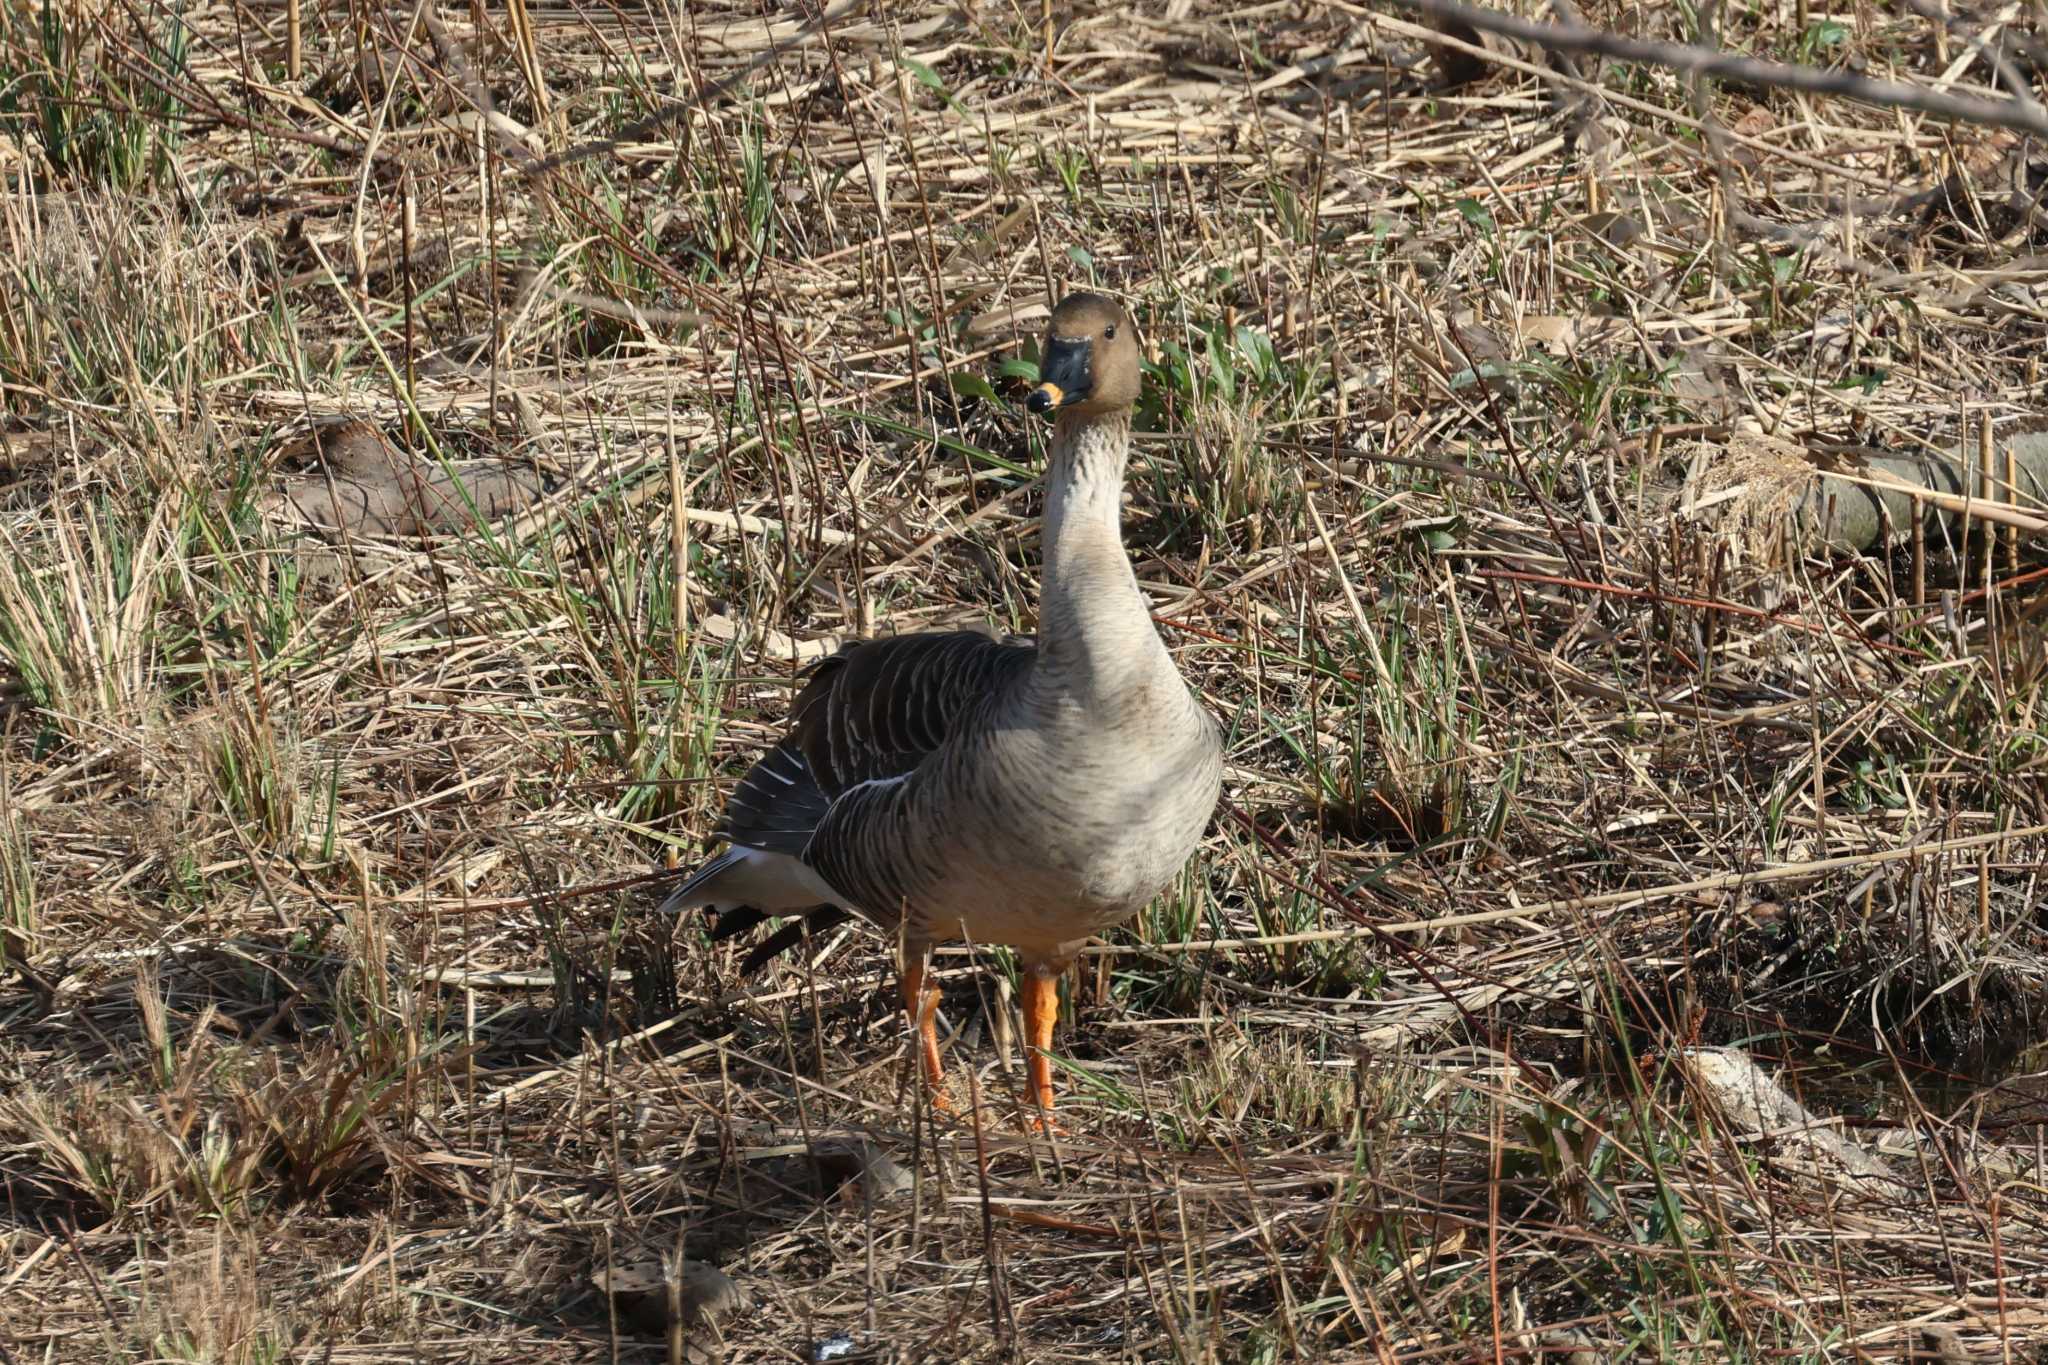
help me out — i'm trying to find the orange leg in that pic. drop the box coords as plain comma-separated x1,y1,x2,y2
1020,962,1064,1129
899,947,954,1114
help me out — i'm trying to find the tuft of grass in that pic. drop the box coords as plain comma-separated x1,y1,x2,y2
0,489,183,739
0,0,189,190
1142,318,1319,553
0,766,31,960
1292,618,1480,851
196,701,304,853
137,1228,297,1365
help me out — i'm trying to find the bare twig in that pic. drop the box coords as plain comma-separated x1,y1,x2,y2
1395,0,2048,137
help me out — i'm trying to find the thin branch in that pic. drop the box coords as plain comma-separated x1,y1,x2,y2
1394,0,2048,138
1899,0,2042,113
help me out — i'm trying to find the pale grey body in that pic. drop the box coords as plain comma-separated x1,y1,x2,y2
661,410,1223,968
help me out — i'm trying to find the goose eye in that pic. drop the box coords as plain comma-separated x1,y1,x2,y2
1104,323,1117,339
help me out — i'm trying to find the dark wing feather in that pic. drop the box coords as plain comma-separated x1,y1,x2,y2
717,629,1031,856
704,629,1034,971
802,775,918,923
717,738,829,857
793,628,1034,796
708,905,771,942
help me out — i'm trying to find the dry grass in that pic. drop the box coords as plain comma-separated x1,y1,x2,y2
6,0,2048,1360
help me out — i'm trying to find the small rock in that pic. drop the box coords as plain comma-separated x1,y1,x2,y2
1582,210,1643,250
1914,1326,1968,1363
594,1257,745,1336
810,1138,913,1202
812,1334,858,1362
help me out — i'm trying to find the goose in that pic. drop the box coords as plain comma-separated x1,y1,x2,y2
658,291,1222,1126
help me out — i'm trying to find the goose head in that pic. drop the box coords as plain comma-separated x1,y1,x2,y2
1028,292,1142,419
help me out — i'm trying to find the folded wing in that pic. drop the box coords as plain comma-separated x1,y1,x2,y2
660,629,1034,962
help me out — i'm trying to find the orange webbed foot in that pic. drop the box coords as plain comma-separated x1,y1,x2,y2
1020,960,1072,1135
1026,1109,1069,1137
901,944,957,1119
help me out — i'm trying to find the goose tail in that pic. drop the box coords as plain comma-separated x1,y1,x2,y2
654,845,836,916
652,846,852,974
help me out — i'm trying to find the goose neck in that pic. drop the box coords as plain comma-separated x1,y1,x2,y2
1035,411,1157,694
1043,411,1131,558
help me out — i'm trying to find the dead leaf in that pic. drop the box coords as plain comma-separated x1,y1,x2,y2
1512,313,1632,354
966,299,1049,338
697,613,843,666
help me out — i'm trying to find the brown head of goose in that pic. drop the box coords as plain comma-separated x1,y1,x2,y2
658,290,1223,1126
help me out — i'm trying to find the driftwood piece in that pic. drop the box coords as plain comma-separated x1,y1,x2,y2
1683,424,2048,563
1683,1047,1895,1184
